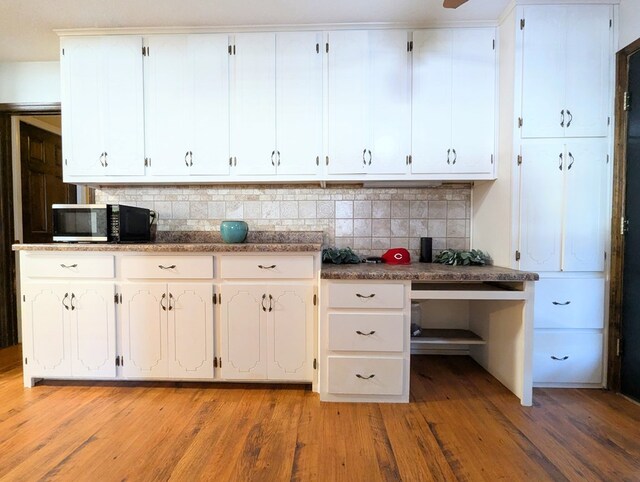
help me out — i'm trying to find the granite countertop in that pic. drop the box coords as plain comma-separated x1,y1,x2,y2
320,262,539,282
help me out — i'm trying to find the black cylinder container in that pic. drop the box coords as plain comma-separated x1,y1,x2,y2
419,237,432,263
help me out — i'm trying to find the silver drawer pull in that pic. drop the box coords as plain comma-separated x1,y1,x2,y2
355,374,375,380
552,301,571,306
356,293,375,299
258,264,276,269
60,263,78,269
550,355,569,361
356,330,376,336
158,265,176,270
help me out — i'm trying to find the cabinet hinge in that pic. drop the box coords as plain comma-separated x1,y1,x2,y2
65,159,68,166
114,293,119,304
608,116,611,126
517,154,522,166
218,293,221,303
520,18,525,30
313,294,317,306
621,216,629,235
325,42,329,53
214,357,218,368
62,48,65,55
120,356,124,366
515,250,521,261
142,46,149,56
228,45,232,55
408,155,412,165
623,91,631,111
229,157,233,166
610,18,613,28
22,294,26,302
219,358,222,368
492,39,495,50
144,158,150,167
116,356,120,367
491,154,494,164
617,338,622,356
316,156,320,166
25,357,28,365
518,117,523,128
604,251,607,261
313,358,317,370
607,154,610,164
325,156,329,166
410,40,413,52
120,294,123,303
233,45,236,55
316,43,319,54
213,294,217,305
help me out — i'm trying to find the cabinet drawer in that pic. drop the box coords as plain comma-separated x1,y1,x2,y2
327,282,404,309
121,256,213,279
533,331,603,384
22,254,115,279
535,278,604,329
220,255,314,279
327,357,404,395
328,313,404,352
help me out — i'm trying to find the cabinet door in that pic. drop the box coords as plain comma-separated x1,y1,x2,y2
275,32,323,176
219,285,267,379
22,284,71,377
564,5,612,138
231,33,277,176
69,284,116,378
519,141,565,271
451,28,496,175
101,36,145,176
267,286,314,381
327,31,369,174
167,283,214,379
144,35,191,176
120,284,168,378
411,29,453,174
520,6,567,139
367,30,410,175
61,37,105,177
563,140,608,271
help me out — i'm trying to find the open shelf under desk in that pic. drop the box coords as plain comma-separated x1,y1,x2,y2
411,282,528,301
410,329,486,346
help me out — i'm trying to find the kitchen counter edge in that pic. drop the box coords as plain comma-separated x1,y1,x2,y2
12,243,322,253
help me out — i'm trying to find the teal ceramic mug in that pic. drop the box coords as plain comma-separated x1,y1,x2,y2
220,220,249,243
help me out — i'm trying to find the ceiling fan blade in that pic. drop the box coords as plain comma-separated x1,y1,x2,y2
443,0,469,8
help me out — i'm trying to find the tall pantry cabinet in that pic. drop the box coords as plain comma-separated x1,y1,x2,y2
473,3,614,388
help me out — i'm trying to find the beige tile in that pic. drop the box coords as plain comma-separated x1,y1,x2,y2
447,219,466,238
207,201,225,219
428,201,447,219
354,219,372,237
389,237,409,249
299,200,317,219
280,201,299,219
447,238,466,250
428,219,447,237
410,201,428,218
372,200,391,218
317,201,335,219
190,202,208,220
336,219,354,236
225,201,243,219
409,219,428,238
390,219,409,237
354,200,372,218
371,237,391,250
447,201,467,219
336,200,353,218
372,218,391,237
154,201,172,219
335,237,354,248
261,201,280,219
172,201,190,219
391,200,410,218
244,201,262,219
353,237,372,249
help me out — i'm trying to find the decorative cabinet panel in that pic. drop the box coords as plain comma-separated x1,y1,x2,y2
61,36,145,178
519,139,607,272
23,283,116,379
219,284,313,381
144,34,230,176
120,283,214,379
412,28,495,176
520,5,612,139
327,30,410,175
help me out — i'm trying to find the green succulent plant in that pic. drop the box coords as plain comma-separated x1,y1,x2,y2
433,249,492,266
322,247,362,264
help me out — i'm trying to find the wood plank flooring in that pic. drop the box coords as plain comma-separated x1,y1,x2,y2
1,344,639,481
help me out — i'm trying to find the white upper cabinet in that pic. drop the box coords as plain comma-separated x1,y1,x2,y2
520,5,612,139
412,28,496,177
61,36,145,178
145,34,230,176
327,30,410,175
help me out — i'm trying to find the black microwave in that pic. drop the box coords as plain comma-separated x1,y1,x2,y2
52,204,155,243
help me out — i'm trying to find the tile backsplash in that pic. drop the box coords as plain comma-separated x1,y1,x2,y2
95,184,471,258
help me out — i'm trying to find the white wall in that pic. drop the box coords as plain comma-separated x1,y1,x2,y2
619,0,640,50
0,61,60,103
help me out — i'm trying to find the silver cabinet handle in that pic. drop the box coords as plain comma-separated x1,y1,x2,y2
161,293,167,311
189,151,193,167
552,301,571,306
271,150,276,166
362,149,367,166
184,151,190,166
261,293,267,312
277,150,281,166
447,149,451,165
452,149,457,165
550,355,569,361
268,294,273,312
367,149,372,165
168,293,174,311
258,264,276,270
560,109,565,127
559,153,563,171
356,330,376,336
355,374,375,380
355,293,375,299
70,293,76,311
566,110,573,127
60,263,78,269
62,293,70,310
158,264,176,270
567,152,574,170
99,152,106,167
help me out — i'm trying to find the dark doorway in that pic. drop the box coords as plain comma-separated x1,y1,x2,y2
20,122,76,243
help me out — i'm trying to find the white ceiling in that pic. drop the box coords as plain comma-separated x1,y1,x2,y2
0,0,511,62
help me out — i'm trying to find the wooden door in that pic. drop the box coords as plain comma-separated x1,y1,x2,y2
367,30,411,175
219,285,267,379
167,283,214,379
518,141,565,271
275,31,323,176
267,285,314,381
450,28,496,175
69,283,116,378
411,29,453,174
20,122,76,243
520,6,567,139
120,284,168,378
326,30,369,175
231,33,277,176
22,284,71,378
562,139,608,271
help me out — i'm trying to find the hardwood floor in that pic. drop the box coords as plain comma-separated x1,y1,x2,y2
1,345,639,482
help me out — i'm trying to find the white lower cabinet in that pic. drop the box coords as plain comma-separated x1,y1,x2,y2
327,357,404,395
23,283,116,379
219,284,314,381
534,331,603,384
120,283,214,379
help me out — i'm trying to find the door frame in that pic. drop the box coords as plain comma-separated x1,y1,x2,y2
607,38,640,391
0,102,60,348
